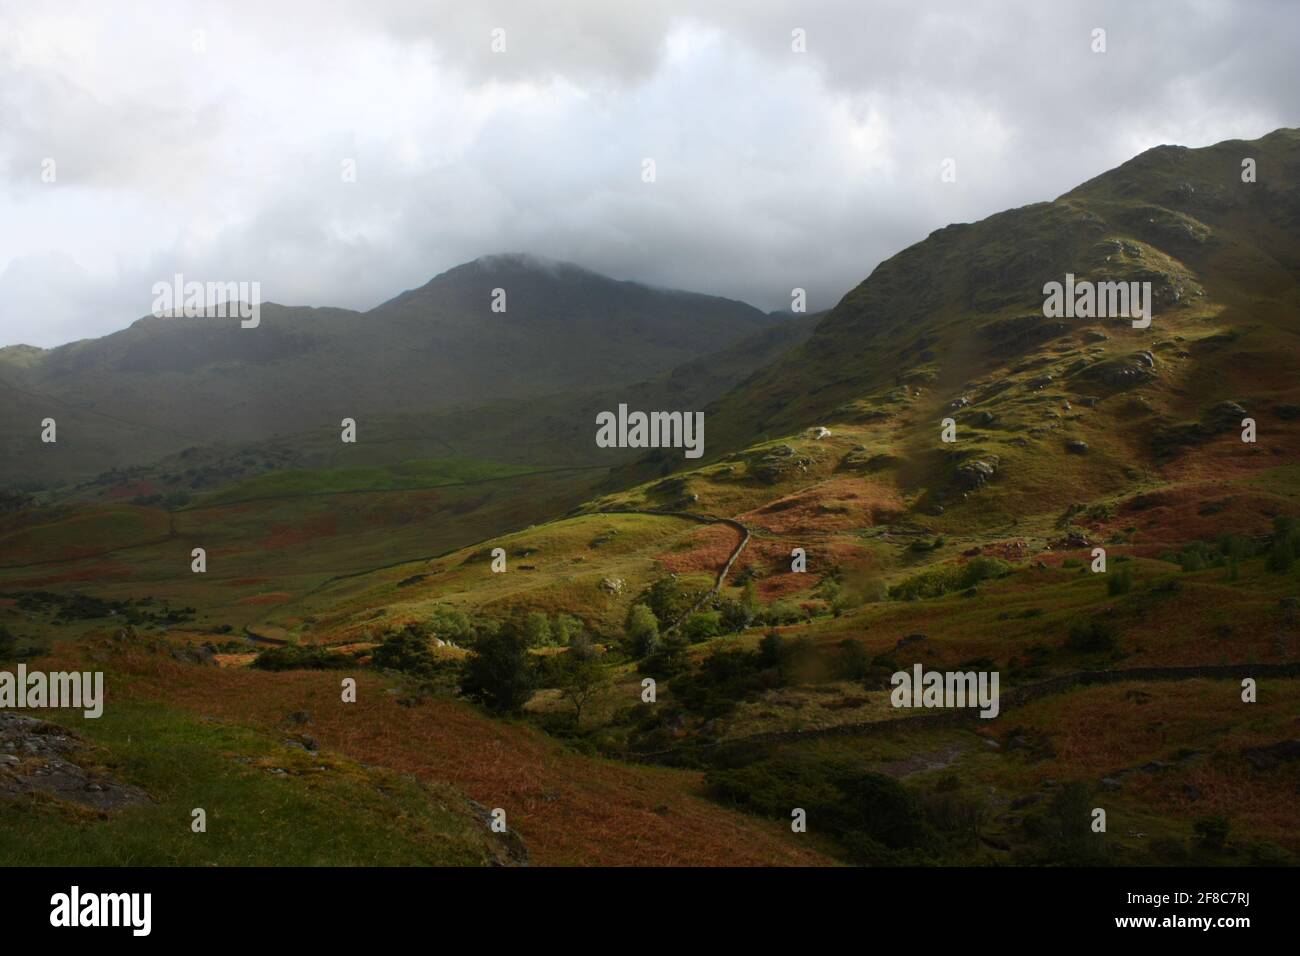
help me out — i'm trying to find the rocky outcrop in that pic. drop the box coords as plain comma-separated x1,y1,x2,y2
0,713,150,811
1079,352,1158,388
956,456,999,490
752,444,813,484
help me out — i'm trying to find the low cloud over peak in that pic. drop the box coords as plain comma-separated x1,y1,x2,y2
2,0,1298,347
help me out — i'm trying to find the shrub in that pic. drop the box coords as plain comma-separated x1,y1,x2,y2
1264,517,1299,573
836,771,933,851
707,758,934,861
1217,534,1251,560
919,783,988,842
835,639,871,680
1107,563,1133,596
1193,814,1231,851
715,598,746,632
639,637,689,678
682,610,721,643
889,557,1012,601
1178,542,1212,572
251,644,354,672
758,629,785,668
764,600,804,625
668,645,780,718
1021,781,1107,865
740,580,760,623
1065,616,1120,653
1266,538,1295,573
813,577,848,615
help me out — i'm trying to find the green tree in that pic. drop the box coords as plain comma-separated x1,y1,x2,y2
428,607,475,645
556,652,610,727
640,635,689,678
371,624,440,677
523,611,552,647
643,576,684,624
626,603,660,657
553,613,583,647
758,629,785,668
460,625,537,714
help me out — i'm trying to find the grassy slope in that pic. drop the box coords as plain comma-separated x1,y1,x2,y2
1,700,506,866
24,640,832,867
0,467,606,645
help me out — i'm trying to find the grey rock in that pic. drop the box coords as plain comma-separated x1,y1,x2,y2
956,456,999,490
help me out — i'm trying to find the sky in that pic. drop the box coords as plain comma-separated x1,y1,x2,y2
1,0,1297,348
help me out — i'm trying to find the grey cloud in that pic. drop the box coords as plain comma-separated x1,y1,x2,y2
1,0,1297,348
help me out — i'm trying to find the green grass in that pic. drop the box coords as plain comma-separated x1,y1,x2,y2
193,457,537,505
0,702,496,865
295,511,708,638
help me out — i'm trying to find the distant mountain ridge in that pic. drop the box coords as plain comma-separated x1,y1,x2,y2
0,255,788,486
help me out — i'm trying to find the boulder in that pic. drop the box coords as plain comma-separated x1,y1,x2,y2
956,456,999,490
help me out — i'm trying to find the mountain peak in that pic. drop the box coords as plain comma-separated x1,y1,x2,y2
430,253,604,285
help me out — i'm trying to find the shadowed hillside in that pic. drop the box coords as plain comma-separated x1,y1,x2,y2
0,255,783,486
